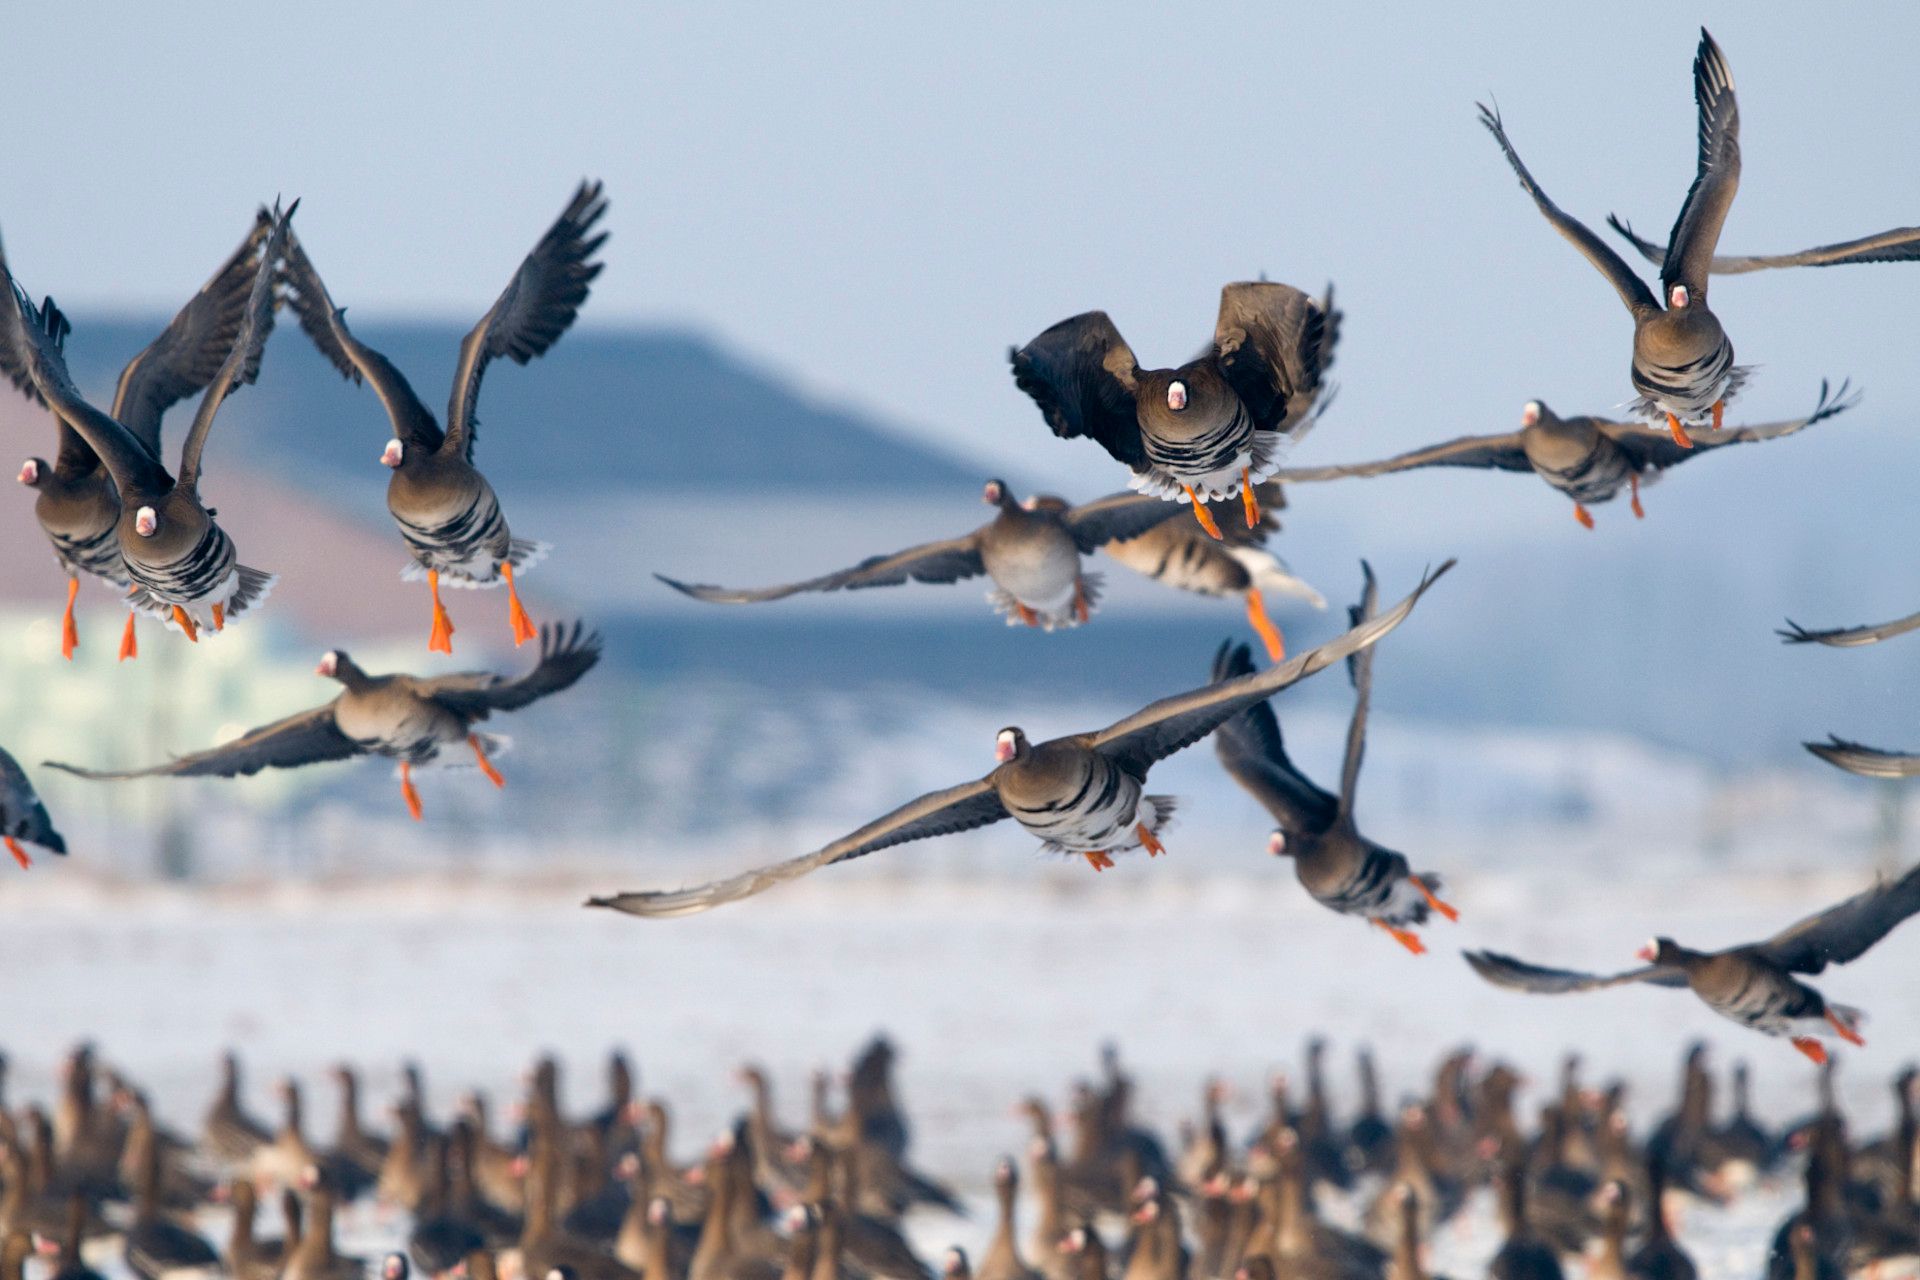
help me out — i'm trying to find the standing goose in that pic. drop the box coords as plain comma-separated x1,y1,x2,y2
658,480,1205,632
280,181,607,653
1462,861,1920,1062
1010,283,1338,538
0,744,65,871
1210,565,1458,955
3,204,290,641
1605,215,1920,274
1480,30,1745,450
1803,738,1920,781
1275,380,1855,529
587,562,1451,917
1,213,272,660
47,622,599,820
1031,484,1326,661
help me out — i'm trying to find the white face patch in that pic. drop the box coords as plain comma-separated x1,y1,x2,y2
982,480,1002,504
16,459,37,485
381,438,405,468
995,729,1020,763
134,506,158,537
1166,380,1188,411
1521,402,1542,427
317,652,338,677
1267,830,1287,856
1669,284,1690,309
1637,937,1660,963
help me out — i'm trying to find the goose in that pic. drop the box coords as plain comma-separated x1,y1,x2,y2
0,744,64,871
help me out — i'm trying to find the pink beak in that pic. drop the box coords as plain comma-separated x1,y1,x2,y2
995,740,1016,763
135,510,157,536
1167,382,1188,410
1636,944,1657,963
1266,832,1286,856
316,655,337,677
16,461,36,485
982,483,1001,505
381,440,404,468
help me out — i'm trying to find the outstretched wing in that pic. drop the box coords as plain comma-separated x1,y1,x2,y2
176,201,290,494
655,534,986,604
1091,561,1454,778
444,180,608,461
112,209,273,456
1209,641,1338,834
1804,736,1920,780
1753,862,1920,975
1779,603,1920,649
1605,377,1857,472
1059,491,1189,552
1606,214,1920,274
1213,282,1338,434
1463,949,1688,994
44,705,357,780
1478,103,1658,316
1009,312,1146,469
585,779,1009,918
417,621,603,718
1276,432,1532,481
280,223,446,451
1337,563,1379,818
1661,29,1741,299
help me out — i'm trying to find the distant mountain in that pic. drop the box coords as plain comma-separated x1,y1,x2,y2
59,317,984,500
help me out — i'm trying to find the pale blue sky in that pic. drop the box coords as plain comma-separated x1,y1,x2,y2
9,2,1916,484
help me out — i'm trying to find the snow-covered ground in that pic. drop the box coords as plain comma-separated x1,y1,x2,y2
6,866,1919,1279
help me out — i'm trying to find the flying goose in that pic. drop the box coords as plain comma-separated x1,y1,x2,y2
1803,738,1920,781
1605,215,1920,274
1780,606,1920,649
281,181,607,654
1276,380,1856,528
657,480,1201,631
46,622,601,820
1463,861,1920,1062
1029,483,1325,660
1010,283,1338,539
0,744,64,871
1481,30,1746,449
587,561,1452,917
1,213,272,660
1210,564,1458,954
3,205,290,641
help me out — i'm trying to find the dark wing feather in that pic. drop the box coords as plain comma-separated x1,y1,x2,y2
444,180,608,461
12,291,174,496
1605,378,1857,472
1804,736,1920,780
111,209,273,456
1212,282,1337,434
44,705,357,779
1009,312,1146,469
1780,604,1920,648
0,235,49,407
585,779,1009,918
1606,213,1920,274
654,534,985,604
1661,30,1742,298
0,747,65,855
418,621,602,719
1209,641,1338,834
1463,949,1689,994
1478,103,1659,315
1276,432,1532,481
176,201,290,493
1337,563,1379,818
1753,862,1920,974
1060,491,1188,552
279,225,446,451
1091,561,1454,778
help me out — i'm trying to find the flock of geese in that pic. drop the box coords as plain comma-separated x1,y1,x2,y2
0,32,1918,1054
1,1037,1917,1280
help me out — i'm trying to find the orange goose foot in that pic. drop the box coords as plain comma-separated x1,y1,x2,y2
1015,602,1041,628
118,611,138,662
399,763,425,821
1082,850,1115,872
427,569,455,655
1409,875,1459,923
1245,586,1285,661
1665,413,1695,450
1711,399,1725,432
1135,822,1166,858
5,836,29,870
502,562,536,647
1573,503,1595,530
1373,919,1426,955
1826,1009,1865,1047
60,577,79,660
1071,579,1091,624
171,606,199,642
1184,485,1224,540
212,602,225,632
469,734,506,790
1790,1036,1828,1065
1240,468,1259,528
